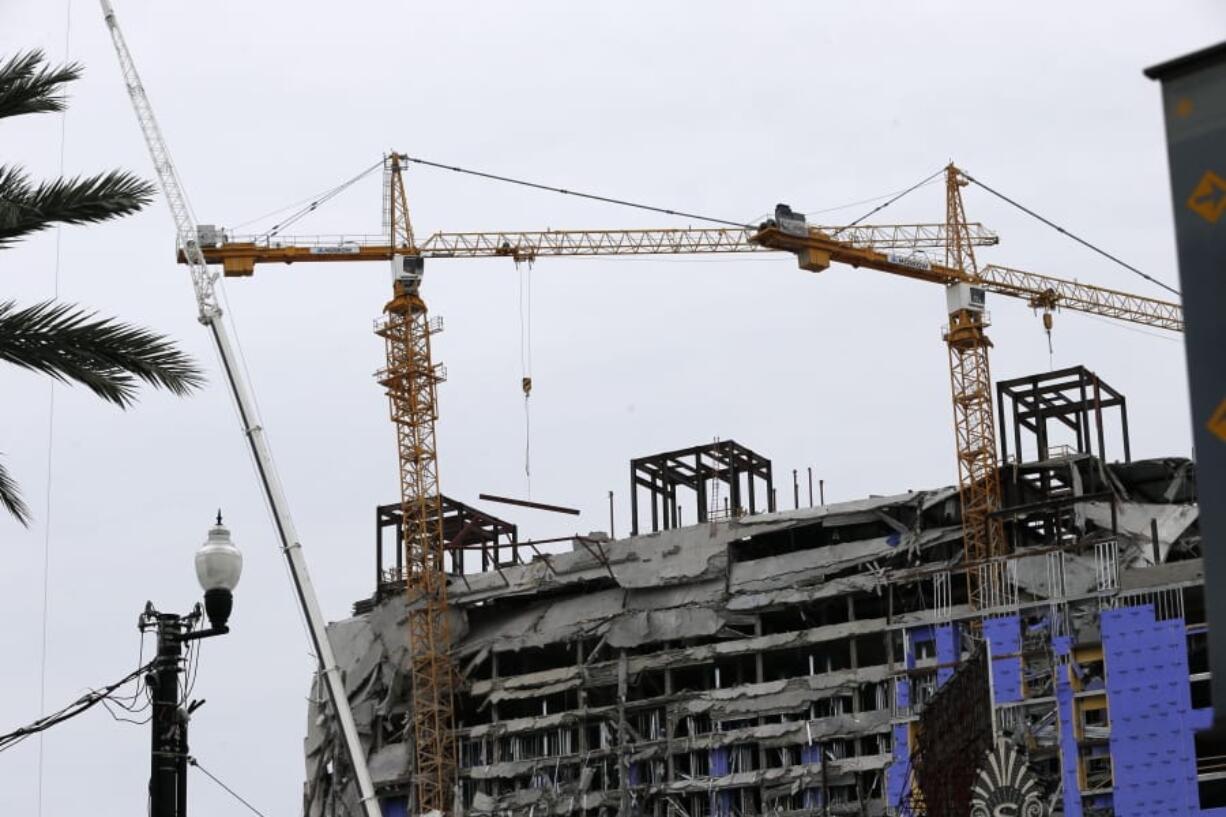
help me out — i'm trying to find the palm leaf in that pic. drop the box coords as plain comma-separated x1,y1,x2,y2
0,300,205,407
0,50,81,121
0,456,31,526
0,166,156,248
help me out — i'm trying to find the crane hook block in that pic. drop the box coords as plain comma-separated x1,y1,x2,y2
1043,311,1053,332
522,376,533,396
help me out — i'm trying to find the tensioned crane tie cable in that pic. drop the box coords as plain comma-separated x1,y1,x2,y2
960,171,1180,298
829,166,947,236
400,155,1174,304
397,154,754,229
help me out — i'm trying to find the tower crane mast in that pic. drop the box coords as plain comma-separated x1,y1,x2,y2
944,165,1006,608
97,4,383,816
376,155,457,816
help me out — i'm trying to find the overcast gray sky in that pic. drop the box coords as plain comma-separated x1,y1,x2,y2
2,1,1223,814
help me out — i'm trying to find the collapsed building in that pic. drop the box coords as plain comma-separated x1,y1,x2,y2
303,366,1212,817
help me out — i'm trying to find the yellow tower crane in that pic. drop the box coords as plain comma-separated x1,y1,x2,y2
376,154,455,815
194,154,457,814
185,157,1183,812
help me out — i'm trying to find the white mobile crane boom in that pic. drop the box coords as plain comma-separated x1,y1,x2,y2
97,4,382,815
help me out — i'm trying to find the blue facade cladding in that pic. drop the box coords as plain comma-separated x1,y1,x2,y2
801,743,823,810
708,747,732,816
1101,605,1213,816
379,798,408,817
886,722,910,809
1053,635,1085,817
936,623,959,686
984,615,1023,704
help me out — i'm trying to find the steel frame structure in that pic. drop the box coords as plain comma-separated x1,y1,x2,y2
375,496,519,598
996,365,1131,467
994,367,1131,552
630,440,774,535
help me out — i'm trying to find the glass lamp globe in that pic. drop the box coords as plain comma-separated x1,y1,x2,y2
196,512,242,629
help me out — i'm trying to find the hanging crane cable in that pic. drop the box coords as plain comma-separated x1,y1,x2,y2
518,261,533,492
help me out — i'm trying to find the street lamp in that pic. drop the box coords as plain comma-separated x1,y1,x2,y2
142,513,243,817
195,510,243,633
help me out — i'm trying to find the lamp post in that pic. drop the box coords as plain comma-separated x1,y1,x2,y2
142,512,243,817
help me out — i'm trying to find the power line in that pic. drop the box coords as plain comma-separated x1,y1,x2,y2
189,757,268,817
38,4,73,813
398,154,754,229
960,171,1181,298
0,662,152,753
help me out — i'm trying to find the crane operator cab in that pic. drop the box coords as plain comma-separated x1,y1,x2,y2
765,204,809,238
393,253,425,296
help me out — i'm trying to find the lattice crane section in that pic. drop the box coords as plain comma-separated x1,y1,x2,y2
374,154,456,815
943,165,1006,610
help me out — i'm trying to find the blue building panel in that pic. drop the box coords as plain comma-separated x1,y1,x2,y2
935,623,958,687
983,615,1023,703
1054,635,1084,817
1102,605,1199,816
887,723,910,809
380,798,409,817
708,747,732,817
800,742,823,810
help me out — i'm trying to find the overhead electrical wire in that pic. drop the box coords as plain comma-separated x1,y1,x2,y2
100,694,151,726
189,757,269,817
0,662,153,754
38,4,73,814
960,171,1180,298
183,633,205,701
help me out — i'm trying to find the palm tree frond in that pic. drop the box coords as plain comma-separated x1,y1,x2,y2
0,300,206,407
0,50,82,121
0,456,31,526
0,166,156,247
